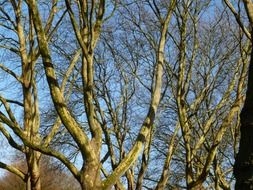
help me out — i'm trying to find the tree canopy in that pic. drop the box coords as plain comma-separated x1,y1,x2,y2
0,0,252,190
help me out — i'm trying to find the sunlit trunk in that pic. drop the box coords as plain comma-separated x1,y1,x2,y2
26,152,41,190
26,176,31,190
80,161,101,190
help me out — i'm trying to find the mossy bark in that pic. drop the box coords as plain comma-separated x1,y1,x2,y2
80,161,101,190
26,152,41,190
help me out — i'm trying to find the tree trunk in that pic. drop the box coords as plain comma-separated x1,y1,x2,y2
30,159,41,190
234,47,253,189
26,176,31,190
126,169,134,190
190,184,207,190
80,159,101,190
26,152,41,190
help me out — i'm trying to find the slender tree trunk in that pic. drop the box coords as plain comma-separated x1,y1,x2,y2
26,176,31,190
31,155,41,190
234,47,253,189
126,169,134,190
155,124,180,190
26,152,41,190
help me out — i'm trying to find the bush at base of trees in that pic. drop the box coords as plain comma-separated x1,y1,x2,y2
0,156,80,190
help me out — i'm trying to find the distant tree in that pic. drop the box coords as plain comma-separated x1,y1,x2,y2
0,155,80,190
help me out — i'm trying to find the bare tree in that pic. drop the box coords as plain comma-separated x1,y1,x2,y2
0,1,72,189
0,0,251,189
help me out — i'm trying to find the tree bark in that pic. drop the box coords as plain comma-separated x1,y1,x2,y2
26,176,31,190
223,0,253,189
26,152,41,190
80,161,101,190
234,47,253,189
